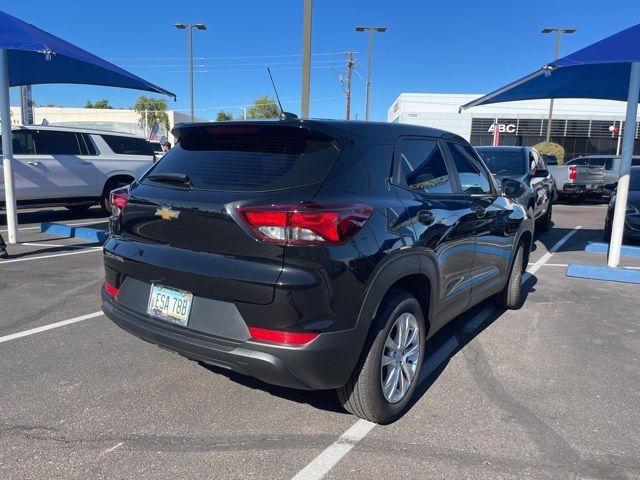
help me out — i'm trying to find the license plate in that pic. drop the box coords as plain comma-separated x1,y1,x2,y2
147,284,193,326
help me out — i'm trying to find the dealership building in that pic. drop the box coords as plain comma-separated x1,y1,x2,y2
388,93,640,160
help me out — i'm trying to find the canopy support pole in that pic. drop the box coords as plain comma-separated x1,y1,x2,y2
0,49,18,244
608,61,640,267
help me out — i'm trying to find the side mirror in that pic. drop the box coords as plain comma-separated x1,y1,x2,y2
501,178,525,199
534,168,549,178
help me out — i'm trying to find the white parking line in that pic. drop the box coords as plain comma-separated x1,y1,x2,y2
527,227,582,275
291,420,376,480
0,247,102,265
0,311,103,344
292,226,586,480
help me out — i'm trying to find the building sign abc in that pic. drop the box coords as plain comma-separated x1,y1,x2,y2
488,123,516,134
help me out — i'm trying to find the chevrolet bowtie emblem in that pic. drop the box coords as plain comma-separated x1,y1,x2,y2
155,206,180,220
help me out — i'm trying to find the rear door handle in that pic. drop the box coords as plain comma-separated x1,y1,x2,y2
474,206,487,218
417,210,435,225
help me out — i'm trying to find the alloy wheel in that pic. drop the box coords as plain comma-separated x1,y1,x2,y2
380,312,421,403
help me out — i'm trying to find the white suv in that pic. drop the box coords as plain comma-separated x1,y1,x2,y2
0,125,156,213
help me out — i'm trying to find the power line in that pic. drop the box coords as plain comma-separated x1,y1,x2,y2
109,51,358,61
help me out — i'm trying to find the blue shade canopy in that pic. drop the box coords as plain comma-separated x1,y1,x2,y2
461,23,640,110
0,10,175,99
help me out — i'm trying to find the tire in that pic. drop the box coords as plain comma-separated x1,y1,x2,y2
494,241,525,310
337,290,426,424
537,202,552,232
65,205,92,213
100,179,131,215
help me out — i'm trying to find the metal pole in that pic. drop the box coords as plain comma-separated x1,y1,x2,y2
365,29,373,121
345,51,353,120
188,26,194,122
0,49,18,244
144,109,148,138
616,120,622,156
300,0,313,119
545,30,562,143
608,61,640,267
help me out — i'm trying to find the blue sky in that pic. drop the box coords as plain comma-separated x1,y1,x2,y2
5,0,640,121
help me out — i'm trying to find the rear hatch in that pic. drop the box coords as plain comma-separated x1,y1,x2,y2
570,165,605,185
110,122,349,305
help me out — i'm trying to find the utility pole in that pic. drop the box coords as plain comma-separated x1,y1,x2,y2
174,23,207,122
300,0,313,119
345,51,354,120
356,26,387,121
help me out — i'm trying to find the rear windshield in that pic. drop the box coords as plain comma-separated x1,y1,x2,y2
144,125,342,192
476,149,526,175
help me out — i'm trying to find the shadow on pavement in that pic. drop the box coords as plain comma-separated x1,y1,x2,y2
0,205,107,227
201,274,539,418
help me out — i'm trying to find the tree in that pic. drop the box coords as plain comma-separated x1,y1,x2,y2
534,141,565,165
247,96,280,119
85,99,113,109
133,96,170,131
216,110,233,121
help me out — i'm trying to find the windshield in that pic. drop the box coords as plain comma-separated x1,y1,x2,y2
630,170,640,191
145,125,341,192
475,149,526,176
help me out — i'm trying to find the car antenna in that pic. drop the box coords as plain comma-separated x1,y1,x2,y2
267,67,297,120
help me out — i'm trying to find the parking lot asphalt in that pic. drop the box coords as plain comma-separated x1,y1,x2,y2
0,203,639,480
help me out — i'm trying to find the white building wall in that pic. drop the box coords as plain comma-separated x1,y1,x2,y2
388,93,636,141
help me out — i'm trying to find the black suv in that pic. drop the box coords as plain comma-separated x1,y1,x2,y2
101,120,533,424
475,146,554,233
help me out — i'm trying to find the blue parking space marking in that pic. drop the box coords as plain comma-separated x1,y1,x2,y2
567,263,640,285
585,242,640,258
40,222,109,244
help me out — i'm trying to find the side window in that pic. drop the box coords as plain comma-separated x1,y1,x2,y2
447,142,493,194
3,131,36,155
102,135,154,156
533,150,546,170
395,138,453,194
79,134,97,156
33,130,82,155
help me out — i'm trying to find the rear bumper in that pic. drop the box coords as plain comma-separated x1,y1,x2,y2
101,290,362,390
563,184,604,194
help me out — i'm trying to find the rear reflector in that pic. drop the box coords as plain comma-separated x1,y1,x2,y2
237,203,373,245
104,281,119,297
248,327,319,345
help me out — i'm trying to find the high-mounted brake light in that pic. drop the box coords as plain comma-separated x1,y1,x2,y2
109,187,129,217
237,204,373,245
568,165,577,183
104,281,119,297
248,327,319,345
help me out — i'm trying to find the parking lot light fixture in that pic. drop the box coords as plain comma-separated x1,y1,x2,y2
355,25,387,121
174,22,207,122
542,27,577,143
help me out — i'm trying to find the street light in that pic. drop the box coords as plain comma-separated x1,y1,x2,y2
356,25,387,121
541,27,576,143
174,22,206,122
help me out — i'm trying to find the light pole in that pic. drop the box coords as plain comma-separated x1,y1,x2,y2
174,23,206,122
301,0,313,119
541,27,576,143
356,26,387,121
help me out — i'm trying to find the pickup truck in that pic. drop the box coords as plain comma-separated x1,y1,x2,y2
1,125,155,213
565,155,640,197
546,161,605,202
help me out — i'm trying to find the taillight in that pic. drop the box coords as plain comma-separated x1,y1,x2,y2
104,281,119,297
248,327,319,345
568,165,577,182
109,187,129,217
237,204,373,245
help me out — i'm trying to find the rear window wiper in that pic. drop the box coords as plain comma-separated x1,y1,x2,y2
147,172,193,188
